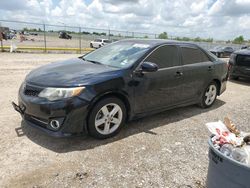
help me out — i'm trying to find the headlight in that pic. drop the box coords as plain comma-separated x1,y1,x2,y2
38,87,85,101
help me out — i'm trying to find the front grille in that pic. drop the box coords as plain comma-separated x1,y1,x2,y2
24,89,40,96
23,84,43,97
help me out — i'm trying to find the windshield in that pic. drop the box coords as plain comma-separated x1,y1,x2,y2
83,41,151,68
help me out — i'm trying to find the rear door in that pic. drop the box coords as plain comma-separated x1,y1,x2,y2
133,44,184,113
180,45,214,102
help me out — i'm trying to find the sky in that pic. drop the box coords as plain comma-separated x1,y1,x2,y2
0,0,250,40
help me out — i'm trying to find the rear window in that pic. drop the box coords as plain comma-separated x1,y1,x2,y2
236,55,250,66
181,46,210,65
94,39,102,42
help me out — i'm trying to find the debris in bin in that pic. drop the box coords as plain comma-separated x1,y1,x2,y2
206,117,250,166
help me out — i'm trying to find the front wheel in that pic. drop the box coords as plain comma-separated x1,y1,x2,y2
88,97,126,139
199,82,218,108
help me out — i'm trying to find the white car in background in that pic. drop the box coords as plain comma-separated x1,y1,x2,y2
90,39,112,48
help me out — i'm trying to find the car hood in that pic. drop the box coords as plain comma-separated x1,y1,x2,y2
25,58,121,87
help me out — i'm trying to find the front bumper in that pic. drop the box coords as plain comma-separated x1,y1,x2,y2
13,90,90,137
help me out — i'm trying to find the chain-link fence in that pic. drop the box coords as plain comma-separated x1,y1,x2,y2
0,20,245,53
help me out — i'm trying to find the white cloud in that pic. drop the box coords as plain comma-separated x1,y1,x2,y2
0,0,250,40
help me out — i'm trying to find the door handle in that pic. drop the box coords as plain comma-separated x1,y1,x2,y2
208,66,214,71
175,71,183,77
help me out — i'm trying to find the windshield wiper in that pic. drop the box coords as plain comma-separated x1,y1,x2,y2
82,57,102,65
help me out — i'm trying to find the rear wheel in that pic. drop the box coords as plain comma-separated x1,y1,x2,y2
90,43,93,48
88,97,126,139
200,82,218,108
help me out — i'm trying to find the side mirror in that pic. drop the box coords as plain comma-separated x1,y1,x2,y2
140,62,158,72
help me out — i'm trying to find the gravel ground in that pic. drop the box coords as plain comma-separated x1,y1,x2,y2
0,53,250,188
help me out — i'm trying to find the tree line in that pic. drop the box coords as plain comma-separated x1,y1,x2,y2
158,32,248,44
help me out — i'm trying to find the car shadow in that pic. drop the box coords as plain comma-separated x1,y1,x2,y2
19,99,226,153
229,78,250,86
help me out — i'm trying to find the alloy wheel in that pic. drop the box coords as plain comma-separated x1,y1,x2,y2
204,85,217,106
94,103,123,135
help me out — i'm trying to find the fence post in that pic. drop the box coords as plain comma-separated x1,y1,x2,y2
0,31,3,52
0,40,3,52
108,29,110,40
79,27,81,54
43,24,47,53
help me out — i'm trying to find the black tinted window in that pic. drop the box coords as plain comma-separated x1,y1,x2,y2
236,55,250,66
181,46,210,65
145,45,179,68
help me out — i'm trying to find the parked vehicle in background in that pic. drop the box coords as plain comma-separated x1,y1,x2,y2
6,32,16,39
23,31,30,36
228,49,250,80
90,39,112,48
12,39,228,139
59,31,72,40
30,32,38,36
209,46,234,58
241,46,249,50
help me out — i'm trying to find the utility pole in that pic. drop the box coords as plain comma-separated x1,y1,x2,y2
43,24,47,53
79,27,81,54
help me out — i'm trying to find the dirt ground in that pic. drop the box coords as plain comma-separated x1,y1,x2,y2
0,53,250,188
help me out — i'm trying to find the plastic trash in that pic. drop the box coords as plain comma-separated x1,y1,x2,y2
231,147,248,164
220,144,234,157
206,117,250,166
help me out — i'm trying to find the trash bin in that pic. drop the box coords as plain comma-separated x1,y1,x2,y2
207,139,250,188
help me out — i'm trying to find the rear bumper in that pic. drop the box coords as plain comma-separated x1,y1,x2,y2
13,90,90,137
219,80,227,95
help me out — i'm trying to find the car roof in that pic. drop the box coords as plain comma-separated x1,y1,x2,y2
118,39,201,48
234,49,250,55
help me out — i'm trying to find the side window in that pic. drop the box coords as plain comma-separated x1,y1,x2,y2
181,46,210,65
145,45,179,68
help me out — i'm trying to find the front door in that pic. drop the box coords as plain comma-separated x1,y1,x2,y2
133,45,184,114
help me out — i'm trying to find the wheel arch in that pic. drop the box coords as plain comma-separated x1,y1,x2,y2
87,91,131,124
213,79,221,95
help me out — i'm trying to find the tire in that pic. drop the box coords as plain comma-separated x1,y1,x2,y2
87,97,126,139
199,82,218,108
99,45,101,48
90,43,93,48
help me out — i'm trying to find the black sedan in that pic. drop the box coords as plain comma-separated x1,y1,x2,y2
59,31,72,40
209,46,234,58
229,49,250,80
12,39,228,139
